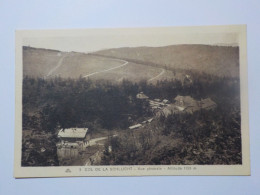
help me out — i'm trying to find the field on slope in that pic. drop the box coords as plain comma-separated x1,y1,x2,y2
94,44,240,77
23,45,237,83
23,47,64,78
23,47,125,79
23,47,172,83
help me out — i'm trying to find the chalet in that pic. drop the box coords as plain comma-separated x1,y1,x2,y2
136,92,149,99
58,128,88,150
149,101,160,106
175,106,185,111
174,95,200,113
58,128,88,142
149,99,167,110
56,142,80,161
156,96,217,117
162,99,170,104
150,102,161,107
156,105,178,117
57,128,88,162
174,95,195,106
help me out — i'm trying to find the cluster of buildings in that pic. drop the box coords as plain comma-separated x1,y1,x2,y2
54,92,217,162
136,92,170,110
136,92,217,119
157,95,217,117
149,99,170,110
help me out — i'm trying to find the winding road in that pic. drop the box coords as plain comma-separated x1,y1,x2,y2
86,134,118,147
148,68,165,81
44,53,166,83
44,54,68,78
87,136,108,146
83,59,129,78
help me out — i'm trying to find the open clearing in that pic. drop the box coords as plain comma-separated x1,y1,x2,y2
83,59,128,78
148,68,165,81
23,47,176,83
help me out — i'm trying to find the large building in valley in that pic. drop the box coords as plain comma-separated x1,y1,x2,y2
57,128,88,144
56,128,88,162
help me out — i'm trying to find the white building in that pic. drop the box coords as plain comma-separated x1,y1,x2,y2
57,128,89,160
136,92,149,99
57,128,88,149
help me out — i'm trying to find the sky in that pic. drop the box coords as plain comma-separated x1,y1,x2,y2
22,26,239,53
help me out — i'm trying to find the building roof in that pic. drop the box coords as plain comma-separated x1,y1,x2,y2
157,105,178,117
174,95,199,108
175,95,194,103
58,128,88,139
129,124,142,129
136,92,149,99
147,118,153,123
175,106,185,111
162,99,169,103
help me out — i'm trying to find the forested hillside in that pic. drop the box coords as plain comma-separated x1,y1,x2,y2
22,71,241,165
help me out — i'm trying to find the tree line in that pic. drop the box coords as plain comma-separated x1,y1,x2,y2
101,105,241,165
101,81,241,165
23,71,239,135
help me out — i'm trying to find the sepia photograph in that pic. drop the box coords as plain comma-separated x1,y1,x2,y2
14,25,250,177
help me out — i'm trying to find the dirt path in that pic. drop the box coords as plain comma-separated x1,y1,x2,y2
84,135,117,165
86,134,117,146
85,151,101,165
87,136,108,146
44,54,68,78
148,68,165,81
83,59,128,78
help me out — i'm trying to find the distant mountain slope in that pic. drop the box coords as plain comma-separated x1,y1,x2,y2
23,45,240,81
94,45,240,77
22,47,164,82
23,46,65,78
23,46,128,79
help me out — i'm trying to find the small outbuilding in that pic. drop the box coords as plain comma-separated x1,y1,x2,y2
136,92,149,99
162,99,169,104
174,95,200,113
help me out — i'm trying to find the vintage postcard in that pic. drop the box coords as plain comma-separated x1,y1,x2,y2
14,25,250,177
